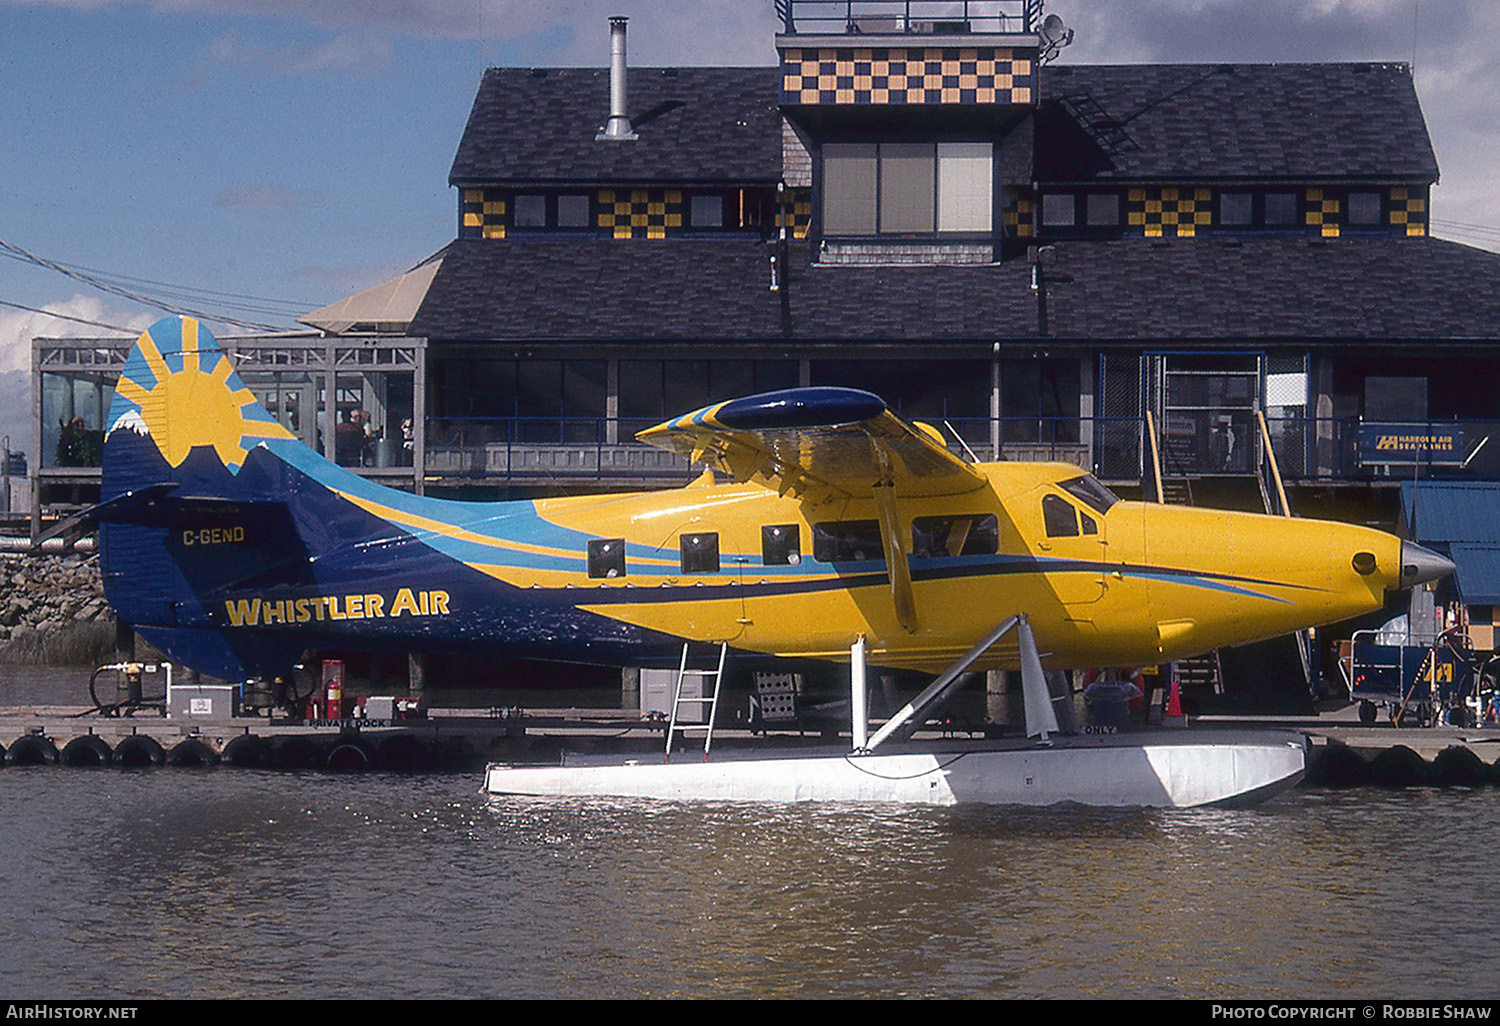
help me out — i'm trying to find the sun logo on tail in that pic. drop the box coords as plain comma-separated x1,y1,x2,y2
107,316,294,473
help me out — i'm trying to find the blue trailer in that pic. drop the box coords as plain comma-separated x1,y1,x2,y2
1346,628,1484,726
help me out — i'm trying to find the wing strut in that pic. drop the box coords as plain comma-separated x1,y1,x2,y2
863,614,1066,751
871,479,917,633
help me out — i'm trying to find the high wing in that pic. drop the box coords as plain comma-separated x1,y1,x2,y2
636,387,989,633
635,387,987,503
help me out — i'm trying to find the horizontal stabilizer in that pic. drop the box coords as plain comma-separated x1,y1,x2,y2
32,483,180,549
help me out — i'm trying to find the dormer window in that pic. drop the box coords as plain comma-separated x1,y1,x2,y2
510,193,595,231
1348,192,1382,226
1265,192,1298,226
690,194,725,228
514,194,547,227
1041,193,1075,227
822,142,992,237
557,195,591,227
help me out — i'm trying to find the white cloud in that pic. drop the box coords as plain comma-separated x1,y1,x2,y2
0,296,154,374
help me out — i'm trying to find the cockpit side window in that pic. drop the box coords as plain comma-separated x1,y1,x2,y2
1058,474,1119,515
1042,494,1079,538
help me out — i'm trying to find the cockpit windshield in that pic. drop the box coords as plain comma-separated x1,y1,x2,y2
1058,474,1119,515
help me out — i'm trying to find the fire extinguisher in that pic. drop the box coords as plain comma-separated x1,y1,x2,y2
323,659,344,719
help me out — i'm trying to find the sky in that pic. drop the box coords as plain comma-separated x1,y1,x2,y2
1,0,1498,448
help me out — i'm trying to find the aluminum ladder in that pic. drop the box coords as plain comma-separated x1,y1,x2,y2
665,641,728,761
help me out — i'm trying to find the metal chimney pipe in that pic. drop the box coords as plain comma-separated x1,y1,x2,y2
597,16,637,141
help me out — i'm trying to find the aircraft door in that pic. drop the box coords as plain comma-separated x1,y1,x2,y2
1035,489,1109,611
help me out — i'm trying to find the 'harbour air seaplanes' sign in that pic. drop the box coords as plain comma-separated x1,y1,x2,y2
1357,423,1466,467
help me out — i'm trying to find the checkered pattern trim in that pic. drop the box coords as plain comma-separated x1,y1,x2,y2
779,47,1035,105
776,189,812,239
1127,187,1213,238
1001,193,1034,239
1304,188,1342,238
460,188,506,239
1390,186,1427,237
597,189,684,239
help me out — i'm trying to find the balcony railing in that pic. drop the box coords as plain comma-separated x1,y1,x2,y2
425,415,1500,486
775,0,1040,36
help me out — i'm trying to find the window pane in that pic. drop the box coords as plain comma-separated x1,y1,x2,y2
1042,495,1079,538
912,514,999,558
1220,192,1252,225
562,361,607,418
619,361,663,420
812,520,884,563
1265,192,1297,225
514,194,546,227
1059,474,1119,515
823,144,878,235
762,524,802,565
1085,193,1119,226
680,532,720,574
880,142,936,234
664,360,711,413
557,194,590,227
937,143,992,232
1042,193,1075,226
691,194,724,228
588,539,626,579
1349,192,1382,225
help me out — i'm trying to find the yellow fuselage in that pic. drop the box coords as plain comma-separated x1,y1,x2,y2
479,462,1401,673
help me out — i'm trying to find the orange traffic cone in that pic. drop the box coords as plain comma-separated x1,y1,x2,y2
1164,677,1186,726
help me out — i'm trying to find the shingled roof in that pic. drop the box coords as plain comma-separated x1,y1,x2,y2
410,238,1037,342
449,66,783,186
410,236,1500,345
449,62,1439,189
1042,236,1500,341
1036,62,1439,185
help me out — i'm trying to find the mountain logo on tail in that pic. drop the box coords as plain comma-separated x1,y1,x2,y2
106,316,293,473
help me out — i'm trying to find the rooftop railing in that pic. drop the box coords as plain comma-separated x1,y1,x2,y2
775,0,1041,36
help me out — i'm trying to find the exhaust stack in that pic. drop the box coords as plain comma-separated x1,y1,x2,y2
596,16,637,141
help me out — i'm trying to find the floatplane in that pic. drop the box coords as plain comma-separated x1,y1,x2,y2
78,316,1451,807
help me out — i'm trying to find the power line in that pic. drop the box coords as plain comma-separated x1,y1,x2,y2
0,237,309,332
0,298,140,334
0,249,319,310
1431,218,1500,239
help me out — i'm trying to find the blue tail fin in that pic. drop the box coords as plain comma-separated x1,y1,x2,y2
99,316,340,680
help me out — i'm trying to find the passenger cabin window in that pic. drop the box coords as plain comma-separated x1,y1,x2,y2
1042,495,1080,538
912,514,999,559
680,532,720,574
762,524,801,566
813,520,885,563
587,538,626,578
